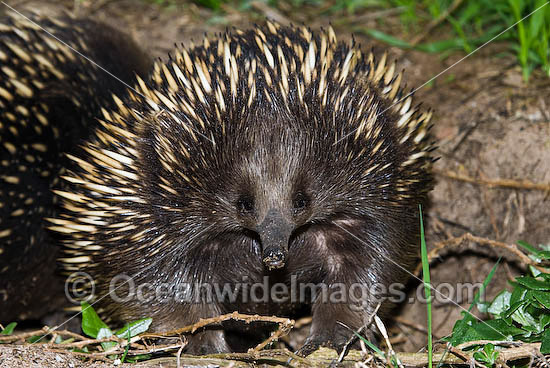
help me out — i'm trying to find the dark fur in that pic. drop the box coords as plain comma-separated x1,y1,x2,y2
59,25,434,354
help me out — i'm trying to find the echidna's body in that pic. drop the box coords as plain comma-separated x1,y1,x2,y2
0,11,151,322
54,22,434,354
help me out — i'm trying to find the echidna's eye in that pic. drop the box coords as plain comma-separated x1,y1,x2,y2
237,196,255,214
292,192,309,212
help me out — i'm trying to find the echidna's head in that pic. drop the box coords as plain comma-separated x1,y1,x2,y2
57,22,433,280
140,102,355,271
218,125,316,270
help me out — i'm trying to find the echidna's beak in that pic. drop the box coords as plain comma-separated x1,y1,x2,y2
258,209,293,270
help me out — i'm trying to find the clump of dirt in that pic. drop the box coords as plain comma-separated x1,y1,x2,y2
0,345,112,368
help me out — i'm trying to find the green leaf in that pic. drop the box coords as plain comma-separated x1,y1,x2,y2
81,302,110,339
449,323,485,345
125,354,152,363
487,291,512,316
353,330,385,359
194,0,222,10
515,276,550,291
449,259,500,346
511,305,539,330
477,301,490,314
509,286,529,308
530,265,543,277
473,351,488,364
1,322,17,335
27,336,41,343
360,29,412,49
540,314,550,330
517,240,539,254
532,290,550,309
115,318,152,339
97,327,117,353
518,241,550,262
472,319,525,340
474,343,499,365
71,347,89,353
542,329,550,354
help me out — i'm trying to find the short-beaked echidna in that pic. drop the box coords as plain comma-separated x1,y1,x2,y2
53,22,434,354
0,11,151,322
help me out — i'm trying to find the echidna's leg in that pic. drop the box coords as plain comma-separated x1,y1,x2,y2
297,221,418,356
297,275,374,356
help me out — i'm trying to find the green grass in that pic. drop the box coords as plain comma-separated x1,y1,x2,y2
419,205,433,368
185,0,550,82
355,0,550,81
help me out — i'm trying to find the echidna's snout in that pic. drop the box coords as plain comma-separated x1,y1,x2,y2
257,208,293,270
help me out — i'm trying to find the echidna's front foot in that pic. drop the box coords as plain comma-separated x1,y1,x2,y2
184,330,230,355
296,328,351,356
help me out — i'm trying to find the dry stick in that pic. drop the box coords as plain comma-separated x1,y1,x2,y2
492,343,541,363
49,343,184,360
206,349,311,365
0,327,93,344
414,232,542,275
457,340,523,350
251,323,290,353
410,0,465,46
49,349,114,362
142,312,293,338
447,344,486,368
375,315,404,368
435,168,550,192
0,326,52,343
176,338,185,368
4,314,294,362
140,312,294,354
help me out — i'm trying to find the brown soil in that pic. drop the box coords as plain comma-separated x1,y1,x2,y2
2,0,550,366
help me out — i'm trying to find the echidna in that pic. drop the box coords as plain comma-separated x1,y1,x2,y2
58,22,431,354
0,11,151,322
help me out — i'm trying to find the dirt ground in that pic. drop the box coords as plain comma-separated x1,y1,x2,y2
1,0,550,366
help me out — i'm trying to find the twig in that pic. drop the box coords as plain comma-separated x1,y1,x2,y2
435,168,550,192
176,337,185,368
46,336,125,349
457,340,523,350
447,344,486,368
414,232,545,275
48,349,115,362
375,315,404,368
141,312,293,338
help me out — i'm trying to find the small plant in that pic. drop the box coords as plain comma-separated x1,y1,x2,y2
473,343,500,366
447,241,550,365
0,322,17,336
80,302,153,362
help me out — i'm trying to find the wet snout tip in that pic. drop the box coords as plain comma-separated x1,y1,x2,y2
262,248,286,270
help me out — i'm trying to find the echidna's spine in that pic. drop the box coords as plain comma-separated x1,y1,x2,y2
0,11,151,323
